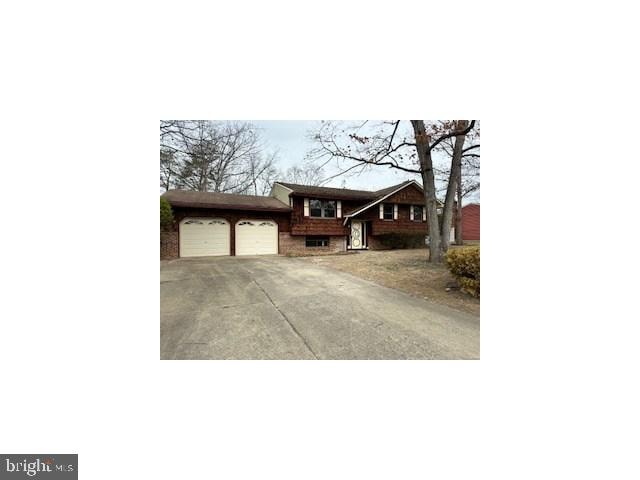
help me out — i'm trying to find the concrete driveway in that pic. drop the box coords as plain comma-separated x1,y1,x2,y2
161,256,480,360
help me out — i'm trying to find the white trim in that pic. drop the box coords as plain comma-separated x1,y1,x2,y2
343,180,424,225
410,205,414,221
393,204,398,220
379,204,384,219
270,182,294,195
337,200,342,218
303,198,309,216
422,207,426,221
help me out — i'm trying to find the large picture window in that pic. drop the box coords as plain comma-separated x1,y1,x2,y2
383,203,394,220
412,205,423,221
309,199,336,218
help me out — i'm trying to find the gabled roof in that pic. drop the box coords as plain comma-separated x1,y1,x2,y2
162,190,291,212
273,180,416,201
342,180,423,224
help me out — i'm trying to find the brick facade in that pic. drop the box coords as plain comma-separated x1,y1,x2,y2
160,231,179,259
279,233,346,256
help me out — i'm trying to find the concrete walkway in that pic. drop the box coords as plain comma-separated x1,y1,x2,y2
161,256,480,360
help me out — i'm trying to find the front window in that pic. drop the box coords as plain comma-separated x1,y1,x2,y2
383,203,394,220
412,206,423,221
310,199,336,218
306,236,329,247
310,199,322,217
323,200,336,217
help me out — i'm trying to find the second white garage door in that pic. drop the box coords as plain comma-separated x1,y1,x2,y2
235,220,278,256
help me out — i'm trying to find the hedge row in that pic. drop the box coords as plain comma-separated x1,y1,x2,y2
375,233,426,249
445,246,480,297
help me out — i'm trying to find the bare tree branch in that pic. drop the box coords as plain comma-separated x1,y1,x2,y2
307,120,479,263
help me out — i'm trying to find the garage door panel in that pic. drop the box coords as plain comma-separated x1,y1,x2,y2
236,220,278,256
180,218,230,257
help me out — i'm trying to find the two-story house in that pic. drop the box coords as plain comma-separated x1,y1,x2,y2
161,180,440,259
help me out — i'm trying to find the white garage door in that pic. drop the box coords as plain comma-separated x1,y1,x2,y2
179,218,230,257
235,220,278,256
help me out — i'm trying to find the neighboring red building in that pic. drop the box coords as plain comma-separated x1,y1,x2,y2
461,203,480,241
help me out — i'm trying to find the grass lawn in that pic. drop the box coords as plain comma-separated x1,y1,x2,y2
300,248,479,316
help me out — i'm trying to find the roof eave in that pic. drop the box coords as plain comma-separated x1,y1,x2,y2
167,200,292,212
342,180,424,225
289,192,376,201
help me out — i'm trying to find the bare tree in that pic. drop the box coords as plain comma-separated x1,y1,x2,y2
160,120,273,194
435,124,480,244
283,159,325,185
245,150,280,196
160,148,177,192
256,162,281,195
439,120,468,252
308,120,477,263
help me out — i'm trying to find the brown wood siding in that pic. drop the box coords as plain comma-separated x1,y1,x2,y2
356,204,428,235
289,195,357,236
284,184,436,238
384,183,425,204
461,204,480,240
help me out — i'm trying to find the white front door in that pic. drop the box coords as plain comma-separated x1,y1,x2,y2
350,220,365,249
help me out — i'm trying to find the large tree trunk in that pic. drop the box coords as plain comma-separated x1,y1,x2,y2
440,120,468,253
411,120,442,263
455,175,463,245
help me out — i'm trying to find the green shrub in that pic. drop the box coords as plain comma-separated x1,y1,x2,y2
376,233,426,249
446,246,480,297
160,197,174,231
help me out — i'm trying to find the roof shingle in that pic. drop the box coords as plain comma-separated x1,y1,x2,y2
162,190,291,212
275,180,415,200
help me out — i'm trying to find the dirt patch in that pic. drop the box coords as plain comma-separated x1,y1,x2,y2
299,249,480,316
